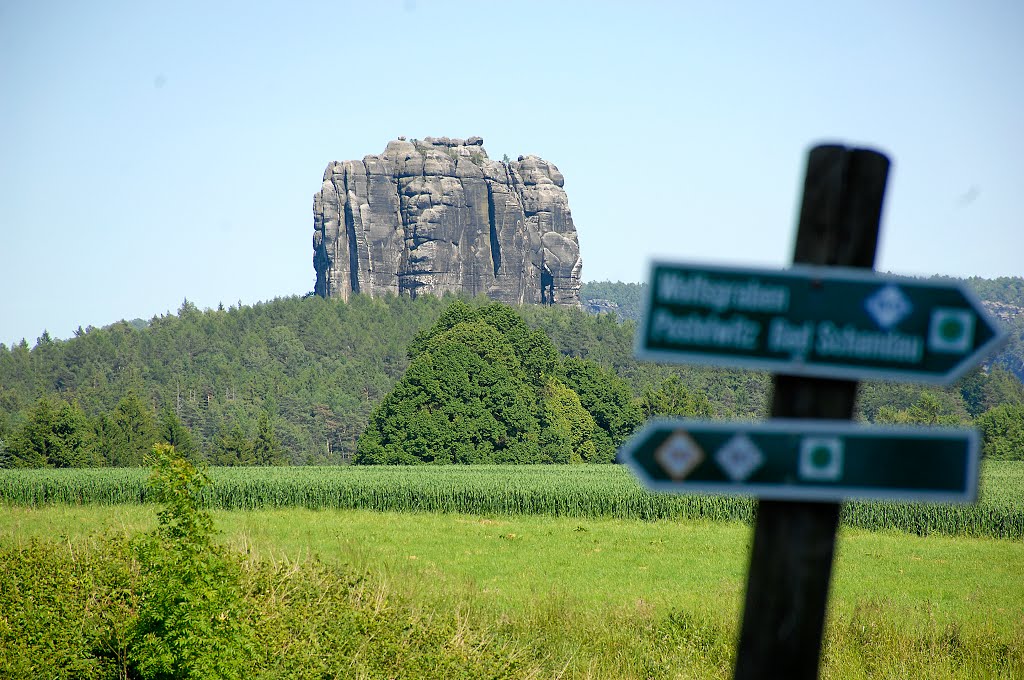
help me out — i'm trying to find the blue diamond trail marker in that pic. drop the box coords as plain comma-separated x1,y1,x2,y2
619,419,980,504
637,262,1006,385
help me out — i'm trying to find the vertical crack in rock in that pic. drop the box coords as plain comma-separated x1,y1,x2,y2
312,137,581,306
486,180,501,277
344,198,360,294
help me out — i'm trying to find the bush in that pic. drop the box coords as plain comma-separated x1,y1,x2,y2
129,443,252,679
0,535,138,679
976,404,1024,460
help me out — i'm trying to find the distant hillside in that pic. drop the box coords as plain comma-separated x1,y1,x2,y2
581,277,1024,383
2,288,1022,467
0,295,777,465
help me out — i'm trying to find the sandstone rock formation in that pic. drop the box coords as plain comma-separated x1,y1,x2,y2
313,137,582,306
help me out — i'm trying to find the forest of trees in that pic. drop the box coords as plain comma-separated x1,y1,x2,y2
1,278,1022,468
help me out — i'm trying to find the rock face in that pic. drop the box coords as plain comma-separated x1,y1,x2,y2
313,137,582,306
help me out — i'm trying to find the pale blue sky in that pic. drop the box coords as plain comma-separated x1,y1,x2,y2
2,1,1021,347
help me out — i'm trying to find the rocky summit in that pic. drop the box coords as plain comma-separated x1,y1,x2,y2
312,136,582,306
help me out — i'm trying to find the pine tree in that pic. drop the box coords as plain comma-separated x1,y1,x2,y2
252,412,285,465
158,405,198,460
9,397,98,467
210,425,253,466
107,393,158,466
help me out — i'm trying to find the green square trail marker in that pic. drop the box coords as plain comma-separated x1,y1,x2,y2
619,418,979,504
637,262,1006,385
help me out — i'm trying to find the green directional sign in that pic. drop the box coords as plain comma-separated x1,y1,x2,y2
637,262,1006,384
619,419,979,503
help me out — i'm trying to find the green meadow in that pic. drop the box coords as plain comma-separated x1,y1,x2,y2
3,468,1022,678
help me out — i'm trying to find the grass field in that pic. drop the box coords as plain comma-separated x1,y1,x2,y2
2,502,1022,678
2,462,1022,677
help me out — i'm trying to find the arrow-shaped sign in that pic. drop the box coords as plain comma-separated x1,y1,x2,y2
637,262,1006,384
619,418,980,503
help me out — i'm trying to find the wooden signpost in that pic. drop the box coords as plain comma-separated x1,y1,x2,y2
735,146,889,679
621,144,1005,679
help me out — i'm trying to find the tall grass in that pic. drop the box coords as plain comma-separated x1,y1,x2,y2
1,463,1021,539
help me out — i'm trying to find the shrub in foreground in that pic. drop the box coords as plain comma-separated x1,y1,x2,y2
0,444,524,679
129,443,251,679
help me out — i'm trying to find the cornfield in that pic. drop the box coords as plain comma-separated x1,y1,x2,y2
1,463,1021,540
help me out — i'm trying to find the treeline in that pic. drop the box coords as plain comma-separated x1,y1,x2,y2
960,276,1024,306
1,290,1023,468
0,294,452,466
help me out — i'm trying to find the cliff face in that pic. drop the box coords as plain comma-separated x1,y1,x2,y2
313,137,582,306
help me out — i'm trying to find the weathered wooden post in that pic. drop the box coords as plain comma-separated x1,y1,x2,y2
733,145,890,679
